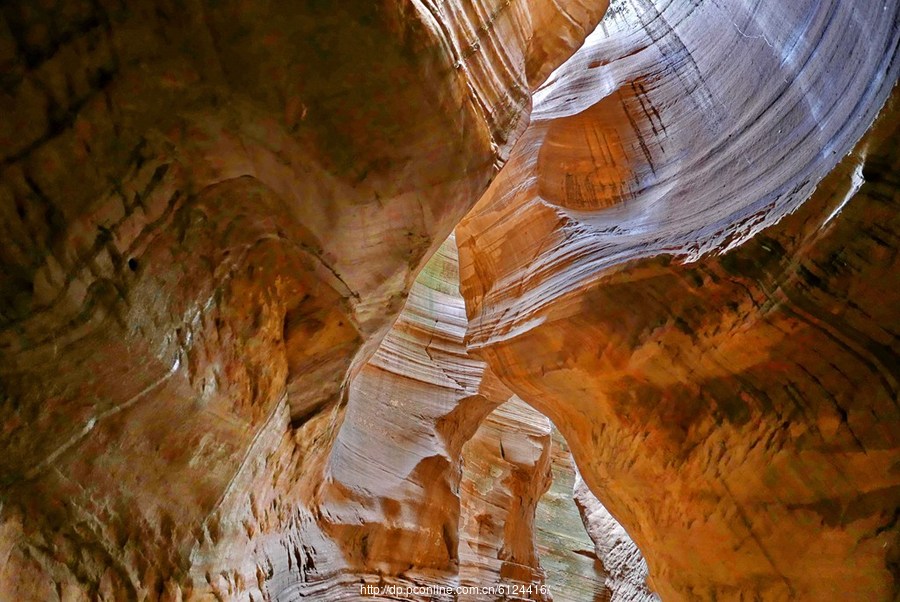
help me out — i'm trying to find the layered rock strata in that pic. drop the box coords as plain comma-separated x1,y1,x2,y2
1,0,898,600
457,1,900,599
0,1,606,599
302,236,507,599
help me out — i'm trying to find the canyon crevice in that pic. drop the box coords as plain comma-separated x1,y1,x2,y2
0,0,898,601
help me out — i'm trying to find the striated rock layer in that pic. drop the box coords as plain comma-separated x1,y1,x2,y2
0,1,607,599
300,236,508,599
1,0,898,600
458,1,900,600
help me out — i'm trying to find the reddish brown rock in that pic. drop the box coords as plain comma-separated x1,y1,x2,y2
0,1,605,599
457,2,900,599
1,0,898,600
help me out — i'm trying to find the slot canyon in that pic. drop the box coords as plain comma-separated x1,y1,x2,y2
0,0,898,600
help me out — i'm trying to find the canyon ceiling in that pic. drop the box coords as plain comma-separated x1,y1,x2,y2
0,0,898,601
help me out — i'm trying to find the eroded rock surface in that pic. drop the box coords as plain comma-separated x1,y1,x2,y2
457,2,900,599
574,471,658,602
301,236,506,599
535,429,612,602
0,1,605,599
1,0,898,600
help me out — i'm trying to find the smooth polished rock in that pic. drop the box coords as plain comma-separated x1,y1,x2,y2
458,1,900,599
0,1,605,599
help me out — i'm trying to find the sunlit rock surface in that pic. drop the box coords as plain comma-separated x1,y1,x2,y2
0,1,605,599
1,0,898,600
457,1,900,599
459,397,553,599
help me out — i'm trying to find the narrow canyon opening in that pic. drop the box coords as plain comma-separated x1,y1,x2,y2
459,398,658,602
1,0,898,601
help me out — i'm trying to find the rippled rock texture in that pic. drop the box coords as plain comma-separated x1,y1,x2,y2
0,0,605,599
1,0,898,600
301,236,506,599
458,1,900,600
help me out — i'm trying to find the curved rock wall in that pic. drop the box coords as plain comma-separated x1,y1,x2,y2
306,236,506,599
2,0,898,600
0,1,605,599
457,2,900,599
536,429,618,602
574,471,658,602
